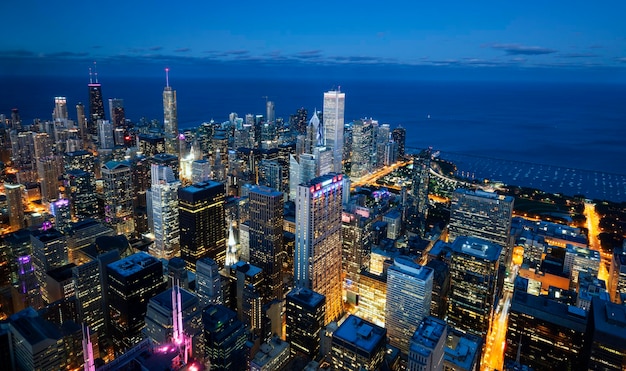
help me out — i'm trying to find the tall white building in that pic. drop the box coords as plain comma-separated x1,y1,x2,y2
163,68,178,156
323,90,345,174
295,173,344,324
147,164,181,259
385,256,434,354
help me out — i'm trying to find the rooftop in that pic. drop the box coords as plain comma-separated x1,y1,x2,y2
107,251,160,277
511,290,588,332
390,256,433,280
444,329,482,370
333,315,386,353
591,297,626,346
410,316,447,357
451,236,502,261
287,287,326,308
149,287,198,311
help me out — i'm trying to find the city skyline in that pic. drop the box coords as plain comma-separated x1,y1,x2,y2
1,2,625,82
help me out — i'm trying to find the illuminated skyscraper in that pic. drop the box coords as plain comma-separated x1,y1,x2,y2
108,98,125,128
37,156,60,203
98,120,114,150
609,248,626,303
295,173,344,323
53,96,68,121
66,169,98,221
285,287,325,358
248,185,284,301
5,183,25,231
163,68,179,156
407,148,431,237
350,119,373,179
31,228,68,305
196,257,223,307
385,256,433,354
448,189,514,260
88,65,105,128
391,126,406,159
147,164,180,259
178,181,226,271
107,252,166,352
446,236,501,338
323,90,345,174
101,160,135,235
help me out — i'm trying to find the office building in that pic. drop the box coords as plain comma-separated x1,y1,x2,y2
36,156,60,202
107,252,166,352
323,90,345,173
350,119,373,178
101,160,135,235
286,287,325,358
408,316,447,371
138,133,165,157
31,228,67,305
505,290,587,370
108,98,125,128
407,148,431,237
609,248,626,303
12,253,43,311
147,164,181,259
178,181,226,271
446,236,501,338
385,256,434,354
88,67,105,126
449,189,514,258
564,244,601,289
202,304,248,370
44,263,76,303
342,211,372,304
444,329,482,371
248,185,284,301
97,119,115,149
66,169,98,221
250,336,291,371
53,96,68,121
585,297,626,370
391,126,406,159
295,173,344,324
163,68,179,155
5,183,24,231
330,314,387,371
426,259,450,319
355,270,387,327
196,257,223,307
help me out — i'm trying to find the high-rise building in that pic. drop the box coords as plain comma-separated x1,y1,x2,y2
202,304,248,370
88,66,105,129
53,96,68,121
391,126,406,160
330,314,387,371
323,90,345,174
76,102,88,146
385,256,434,354
50,198,71,234
295,173,344,324
505,290,588,370
5,183,25,231
585,297,626,370
448,189,514,259
446,236,501,338
66,169,98,221
37,156,60,202
196,257,223,307
101,160,135,235
342,211,372,304
407,148,431,237
147,164,180,259
285,287,326,358
11,253,43,311
564,244,601,289
31,228,68,305
350,119,373,178
107,252,166,352
163,68,178,156
609,248,626,303
408,316,447,371
97,120,114,150
108,98,125,128
248,185,284,301
178,181,226,271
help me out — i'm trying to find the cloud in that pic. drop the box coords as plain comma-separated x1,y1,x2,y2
333,55,383,63
221,49,249,56
174,47,191,53
149,46,163,51
617,57,626,63
559,53,598,58
92,45,102,49
0,49,36,58
490,43,556,55
46,51,89,57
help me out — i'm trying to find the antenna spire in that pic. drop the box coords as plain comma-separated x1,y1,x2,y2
88,67,93,84
165,67,170,88
93,61,99,83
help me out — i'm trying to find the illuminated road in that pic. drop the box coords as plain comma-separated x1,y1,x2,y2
350,160,411,191
584,202,610,283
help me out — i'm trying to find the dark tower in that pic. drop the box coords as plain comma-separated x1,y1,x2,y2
88,63,105,134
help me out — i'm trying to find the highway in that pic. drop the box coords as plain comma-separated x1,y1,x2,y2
584,202,610,283
349,160,411,191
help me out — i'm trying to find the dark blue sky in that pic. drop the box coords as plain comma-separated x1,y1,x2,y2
2,1,625,81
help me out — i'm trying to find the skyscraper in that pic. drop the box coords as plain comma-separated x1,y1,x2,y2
248,185,284,301
178,181,226,271
53,96,68,121
163,68,178,156
407,148,431,237
37,156,60,203
108,98,125,128
285,287,326,358
385,256,434,354
448,189,514,259
323,90,345,174
66,169,98,221
391,126,406,159
88,65,105,127
202,304,248,370
585,297,626,370
609,248,626,303
295,173,344,323
31,228,68,305
147,164,181,259
196,257,223,307
5,183,24,231
106,252,166,352
350,119,373,179
408,316,447,371
330,315,387,371
101,160,135,235
446,236,501,338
